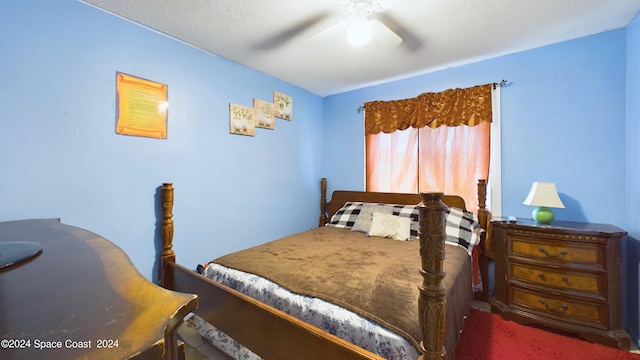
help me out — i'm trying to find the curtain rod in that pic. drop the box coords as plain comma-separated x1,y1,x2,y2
356,80,509,113
493,79,508,89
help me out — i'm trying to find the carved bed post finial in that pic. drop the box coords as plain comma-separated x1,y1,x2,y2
160,183,175,287
319,178,328,227
418,192,447,360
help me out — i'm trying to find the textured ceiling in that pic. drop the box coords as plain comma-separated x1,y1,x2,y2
81,0,640,96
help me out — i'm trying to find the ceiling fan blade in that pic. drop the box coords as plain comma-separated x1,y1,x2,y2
253,13,331,50
370,18,402,47
299,20,348,47
377,13,422,51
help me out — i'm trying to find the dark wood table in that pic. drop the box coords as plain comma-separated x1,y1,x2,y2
0,219,197,359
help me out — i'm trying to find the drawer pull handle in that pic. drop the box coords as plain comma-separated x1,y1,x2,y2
539,247,568,258
539,298,568,313
538,273,571,285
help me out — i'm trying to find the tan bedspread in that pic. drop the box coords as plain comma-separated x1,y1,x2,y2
214,226,472,353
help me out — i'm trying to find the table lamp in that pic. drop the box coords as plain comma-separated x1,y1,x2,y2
522,182,565,224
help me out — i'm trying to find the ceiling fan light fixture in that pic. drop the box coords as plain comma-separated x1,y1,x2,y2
346,18,373,46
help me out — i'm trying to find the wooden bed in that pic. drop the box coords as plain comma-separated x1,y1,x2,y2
159,178,489,360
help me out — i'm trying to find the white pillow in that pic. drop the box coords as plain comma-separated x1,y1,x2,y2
351,204,394,233
368,212,412,241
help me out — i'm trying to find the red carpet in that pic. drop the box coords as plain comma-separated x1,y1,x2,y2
455,309,639,360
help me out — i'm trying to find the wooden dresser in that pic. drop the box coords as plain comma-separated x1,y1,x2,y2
0,219,198,359
490,218,631,349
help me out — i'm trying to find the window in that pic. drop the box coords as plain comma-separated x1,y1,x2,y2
364,84,502,215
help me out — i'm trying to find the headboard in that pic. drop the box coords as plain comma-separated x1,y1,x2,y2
319,178,468,226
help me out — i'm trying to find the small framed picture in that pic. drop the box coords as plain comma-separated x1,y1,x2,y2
254,99,275,129
229,103,255,136
273,91,292,120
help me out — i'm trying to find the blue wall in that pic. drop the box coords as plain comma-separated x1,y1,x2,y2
0,0,324,282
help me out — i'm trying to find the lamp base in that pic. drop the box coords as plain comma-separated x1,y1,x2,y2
531,206,554,224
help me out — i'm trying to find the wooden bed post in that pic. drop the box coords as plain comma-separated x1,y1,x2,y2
476,179,488,230
418,192,448,360
319,177,328,226
475,179,491,301
160,182,176,288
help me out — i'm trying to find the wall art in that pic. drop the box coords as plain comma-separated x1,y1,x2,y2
253,99,275,130
273,91,292,120
115,72,168,139
229,103,255,136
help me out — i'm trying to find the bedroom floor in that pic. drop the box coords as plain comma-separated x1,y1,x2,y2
178,316,231,360
176,300,640,359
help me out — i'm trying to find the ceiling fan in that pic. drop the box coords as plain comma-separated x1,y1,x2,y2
300,0,403,48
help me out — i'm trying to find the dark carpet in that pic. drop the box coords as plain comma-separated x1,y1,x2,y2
455,309,639,360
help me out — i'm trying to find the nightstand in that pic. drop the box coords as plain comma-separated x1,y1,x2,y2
490,218,631,349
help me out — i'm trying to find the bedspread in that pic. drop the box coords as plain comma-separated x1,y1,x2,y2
211,226,472,354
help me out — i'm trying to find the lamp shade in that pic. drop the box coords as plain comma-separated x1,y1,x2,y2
522,182,565,208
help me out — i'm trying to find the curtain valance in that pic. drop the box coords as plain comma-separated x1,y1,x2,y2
363,83,493,135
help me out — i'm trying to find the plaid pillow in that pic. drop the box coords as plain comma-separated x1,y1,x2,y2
326,202,365,229
327,202,420,237
445,206,482,254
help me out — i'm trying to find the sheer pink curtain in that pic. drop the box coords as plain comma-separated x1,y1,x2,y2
366,121,490,209
418,121,490,208
366,128,418,193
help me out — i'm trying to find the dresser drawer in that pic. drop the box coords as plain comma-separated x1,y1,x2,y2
510,263,605,297
509,235,603,267
510,287,607,326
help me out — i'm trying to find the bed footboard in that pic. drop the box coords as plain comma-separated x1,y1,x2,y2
164,261,383,359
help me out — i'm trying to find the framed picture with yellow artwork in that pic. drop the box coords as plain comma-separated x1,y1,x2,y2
115,72,168,139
